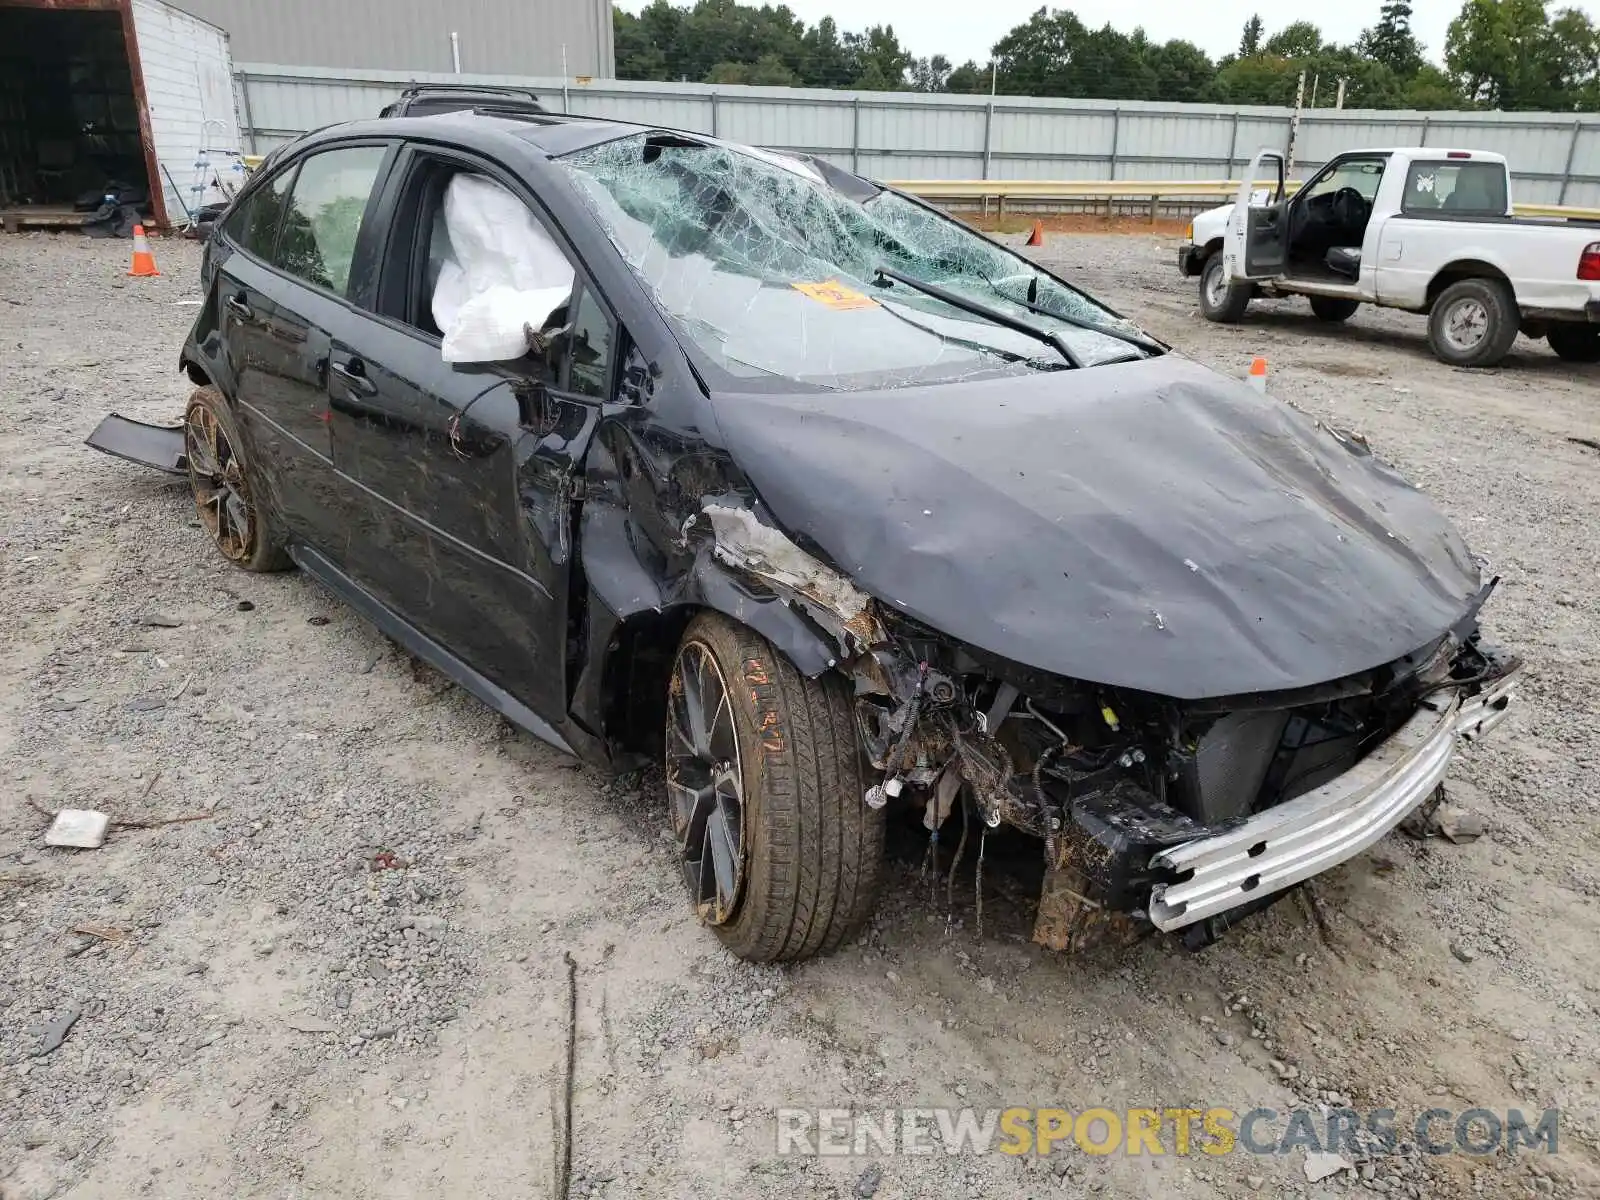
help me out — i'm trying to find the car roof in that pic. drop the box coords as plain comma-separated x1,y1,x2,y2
1333,147,1508,163
304,110,650,159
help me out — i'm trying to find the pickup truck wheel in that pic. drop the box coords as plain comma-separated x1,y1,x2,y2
1427,278,1520,368
183,387,292,572
1199,254,1251,323
1547,324,1600,363
665,612,883,963
1309,296,1361,323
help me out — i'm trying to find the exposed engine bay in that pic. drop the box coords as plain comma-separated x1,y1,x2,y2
697,495,1521,954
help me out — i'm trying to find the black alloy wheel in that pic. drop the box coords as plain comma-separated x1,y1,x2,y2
667,638,747,925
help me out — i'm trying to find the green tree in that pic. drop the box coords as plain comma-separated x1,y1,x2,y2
1144,39,1216,103
1548,6,1600,105
945,60,991,94
1360,2,1426,77
1405,62,1470,107
798,15,854,87
1445,0,1594,109
1240,14,1265,56
1264,21,1325,59
748,52,798,86
1304,45,1407,107
992,7,1089,95
1209,54,1301,105
705,61,750,84
845,24,913,89
615,1,681,80
911,54,953,92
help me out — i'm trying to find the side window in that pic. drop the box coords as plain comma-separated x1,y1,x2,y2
275,146,388,296
1403,162,1508,215
222,166,294,259
563,286,615,398
1303,159,1385,203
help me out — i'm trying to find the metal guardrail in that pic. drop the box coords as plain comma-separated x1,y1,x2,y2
888,178,1600,223
232,156,1600,223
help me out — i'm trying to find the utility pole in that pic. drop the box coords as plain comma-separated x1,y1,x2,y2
1310,73,1320,108
990,62,997,96
1336,77,1348,109
1287,70,1306,178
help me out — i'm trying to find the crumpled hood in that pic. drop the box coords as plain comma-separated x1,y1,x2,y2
707,356,1483,699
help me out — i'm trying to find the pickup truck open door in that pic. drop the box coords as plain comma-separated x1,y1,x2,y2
1223,149,1288,283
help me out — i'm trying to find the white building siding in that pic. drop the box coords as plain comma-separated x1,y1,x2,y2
170,0,615,79
131,0,241,221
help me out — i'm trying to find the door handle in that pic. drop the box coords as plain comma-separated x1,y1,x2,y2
225,293,253,320
330,356,378,396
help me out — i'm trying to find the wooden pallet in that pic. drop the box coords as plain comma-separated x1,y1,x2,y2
0,206,94,233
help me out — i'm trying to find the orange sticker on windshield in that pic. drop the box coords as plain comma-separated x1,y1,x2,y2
792,280,878,310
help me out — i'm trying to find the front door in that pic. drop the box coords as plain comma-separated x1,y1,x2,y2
329,151,618,724
1224,149,1289,282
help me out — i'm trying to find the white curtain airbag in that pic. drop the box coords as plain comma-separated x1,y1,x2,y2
432,173,575,363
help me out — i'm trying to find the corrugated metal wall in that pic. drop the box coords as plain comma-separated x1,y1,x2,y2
234,66,1600,208
173,0,614,78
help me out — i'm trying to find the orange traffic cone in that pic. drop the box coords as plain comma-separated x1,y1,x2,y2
1026,219,1045,248
128,225,160,277
1248,356,1269,393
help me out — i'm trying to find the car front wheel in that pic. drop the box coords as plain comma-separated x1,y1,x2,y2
1198,254,1251,323
1548,324,1600,363
665,611,883,963
184,386,291,572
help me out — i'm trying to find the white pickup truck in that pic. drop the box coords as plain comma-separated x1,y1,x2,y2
1177,146,1600,367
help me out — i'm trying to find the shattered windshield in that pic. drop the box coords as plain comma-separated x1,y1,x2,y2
558,134,1155,391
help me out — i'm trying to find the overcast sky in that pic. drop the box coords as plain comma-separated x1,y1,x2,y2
618,1,1600,66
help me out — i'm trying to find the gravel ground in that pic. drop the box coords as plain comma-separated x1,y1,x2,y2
1,230,1597,1200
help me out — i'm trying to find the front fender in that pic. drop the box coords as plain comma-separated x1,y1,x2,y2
567,424,845,762
1191,203,1233,247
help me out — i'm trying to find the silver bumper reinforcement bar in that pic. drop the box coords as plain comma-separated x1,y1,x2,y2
1148,673,1519,932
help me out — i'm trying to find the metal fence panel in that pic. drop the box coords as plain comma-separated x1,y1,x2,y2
234,64,1600,204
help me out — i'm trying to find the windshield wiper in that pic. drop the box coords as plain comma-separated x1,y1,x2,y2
873,299,1062,371
989,272,1168,356
874,266,1082,369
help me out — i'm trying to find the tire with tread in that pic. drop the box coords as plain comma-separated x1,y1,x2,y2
1198,253,1251,323
184,386,292,573
670,611,883,963
1309,295,1361,323
1547,324,1600,364
1426,277,1520,368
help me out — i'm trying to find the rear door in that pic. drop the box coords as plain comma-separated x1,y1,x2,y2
325,145,616,723
1223,149,1288,282
214,141,395,550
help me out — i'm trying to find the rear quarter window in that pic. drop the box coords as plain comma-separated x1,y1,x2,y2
221,167,295,259
1403,161,1508,216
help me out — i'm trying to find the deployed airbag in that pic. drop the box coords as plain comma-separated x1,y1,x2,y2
432,173,574,363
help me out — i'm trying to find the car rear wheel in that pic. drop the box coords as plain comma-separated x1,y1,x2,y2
1427,278,1520,368
184,386,291,572
665,611,883,963
1198,254,1251,323
1309,296,1361,323
1547,324,1600,363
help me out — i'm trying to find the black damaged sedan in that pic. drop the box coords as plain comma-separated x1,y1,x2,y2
90,111,1520,962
